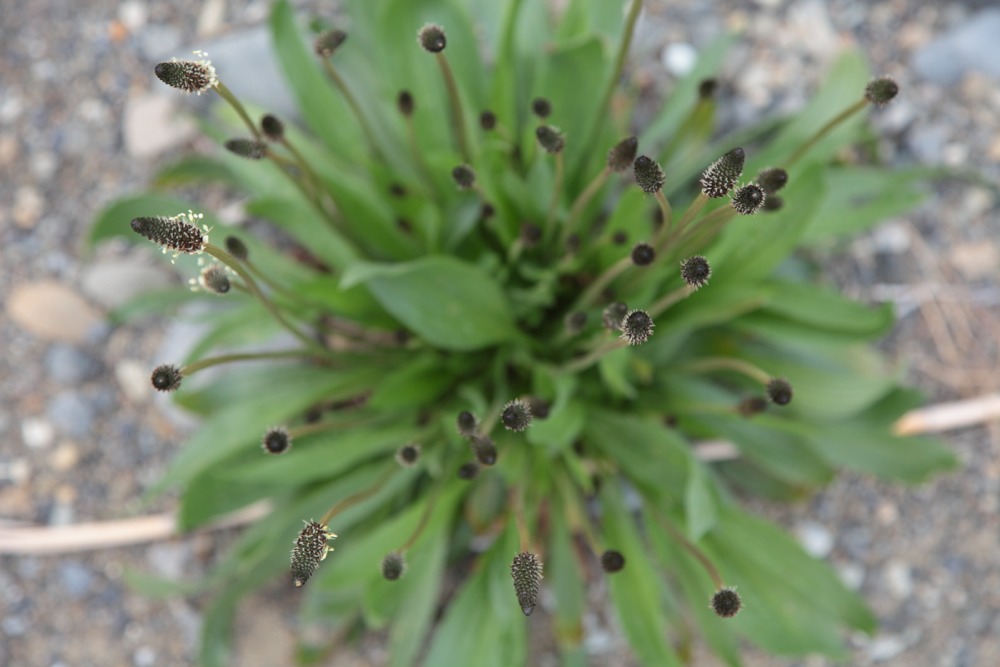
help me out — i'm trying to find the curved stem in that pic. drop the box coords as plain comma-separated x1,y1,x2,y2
321,60,384,160
320,466,396,527
786,97,868,167
648,284,694,319
655,511,723,589
559,166,610,248
680,356,771,385
214,82,260,140
180,350,316,376
560,338,627,375
435,53,472,162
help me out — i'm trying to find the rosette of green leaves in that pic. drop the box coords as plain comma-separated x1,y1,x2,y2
93,0,955,665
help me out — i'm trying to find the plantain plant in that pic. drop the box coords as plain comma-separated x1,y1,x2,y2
92,0,956,665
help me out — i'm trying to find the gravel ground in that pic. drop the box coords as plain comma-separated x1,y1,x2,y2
1,1,998,666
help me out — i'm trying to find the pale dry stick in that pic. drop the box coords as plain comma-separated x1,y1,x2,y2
0,501,271,555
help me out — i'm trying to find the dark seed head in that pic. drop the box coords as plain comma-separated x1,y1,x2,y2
154,57,217,94
197,265,231,294
620,309,654,346
564,311,588,335
314,29,347,57
511,551,543,616
766,378,793,406
633,155,665,194
457,411,478,437
680,255,712,289
479,110,497,130
607,136,638,172
457,462,480,480
698,78,718,99
389,183,407,198
602,302,629,331
290,520,335,587
762,195,784,212
470,435,497,466
535,125,564,153
755,167,788,194
711,587,742,618
395,443,421,467
222,237,247,262
631,243,656,266
865,76,899,106
611,230,628,245
260,114,284,140
501,399,532,432
262,426,292,454
738,396,769,417
381,552,406,581
150,364,182,392
531,97,552,118
520,222,543,246
731,183,766,215
225,138,268,160
452,164,475,189
397,90,415,117
600,550,626,573
480,203,495,220
700,147,745,198
526,396,550,420
418,24,447,52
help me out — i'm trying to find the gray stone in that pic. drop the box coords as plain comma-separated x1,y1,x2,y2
795,520,834,559
6,281,104,344
80,258,174,310
1,615,28,637
912,9,1000,85
21,417,56,449
45,343,103,384
58,561,94,599
46,391,96,438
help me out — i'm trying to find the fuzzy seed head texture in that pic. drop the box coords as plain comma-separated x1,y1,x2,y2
150,364,182,392
633,155,665,194
620,309,654,345
766,378,794,406
290,521,336,587
418,24,446,52
501,399,532,432
225,138,267,160
711,587,742,618
395,443,421,467
865,76,899,106
755,167,788,194
602,302,629,331
154,51,218,94
196,265,231,294
511,552,543,616
314,29,347,57
535,125,564,153
700,147,745,198
224,235,248,260
607,136,638,171
381,552,407,581
262,427,292,454
470,435,497,466
130,211,209,258
731,183,766,215
680,255,712,289
600,550,626,573
631,243,656,266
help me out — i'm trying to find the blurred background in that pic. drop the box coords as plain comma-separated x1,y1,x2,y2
1,0,997,665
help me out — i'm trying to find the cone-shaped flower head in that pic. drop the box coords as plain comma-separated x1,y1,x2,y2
151,364,182,392
457,462,480,480
194,265,231,294
511,551,543,616
501,399,532,432
395,443,421,467
763,195,784,212
711,587,742,618
633,155,665,194
601,550,626,573
698,78,718,99
602,302,629,331
607,136,638,172
700,147,745,198
224,235,248,260
225,138,267,160
766,378,793,406
131,210,209,259
631,243,656,266
480,110,497,130
738,396,769,417
261,114,284,141
531,97,552,118
456,411,478,437
290,520,336,587
731,183,766,215
262,426,292,454
564,311,588,335
620,309,654,345
865,76,899,106
397,90,415,117
470,435,497,466
154,51,218,95
381,552,407,581
680,256,712,289
452,164,475,189
535,125,564,153
418,24,447,52
314,29,347,57
755,167,788,194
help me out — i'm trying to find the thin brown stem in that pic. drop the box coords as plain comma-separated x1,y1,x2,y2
681,357,771,385
320,466,396,527
214,82,261,140
656,512,723,589
180,350,315,376
786,97,868,167
435,53,471,162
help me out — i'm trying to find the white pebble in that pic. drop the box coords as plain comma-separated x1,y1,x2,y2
661,42,697,76
22,418,55,449
795,520,834,558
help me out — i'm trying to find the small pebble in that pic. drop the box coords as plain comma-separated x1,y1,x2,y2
45,344,103,384
21,418,55,449
795,520,834,559
867,634,907,662
59,561,94,599
885,560,914,599
46,391,96,439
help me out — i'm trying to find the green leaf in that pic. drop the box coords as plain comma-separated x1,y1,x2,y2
153,155,242,189
244,196,358,268
343,256,517,350
706,507,876,655
755,279,895,338
684,454,720,541
807,388,958,481
367,353,455,410
157,365,381,499
547,500,585,653
600,479,682,667
585,411,687,504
